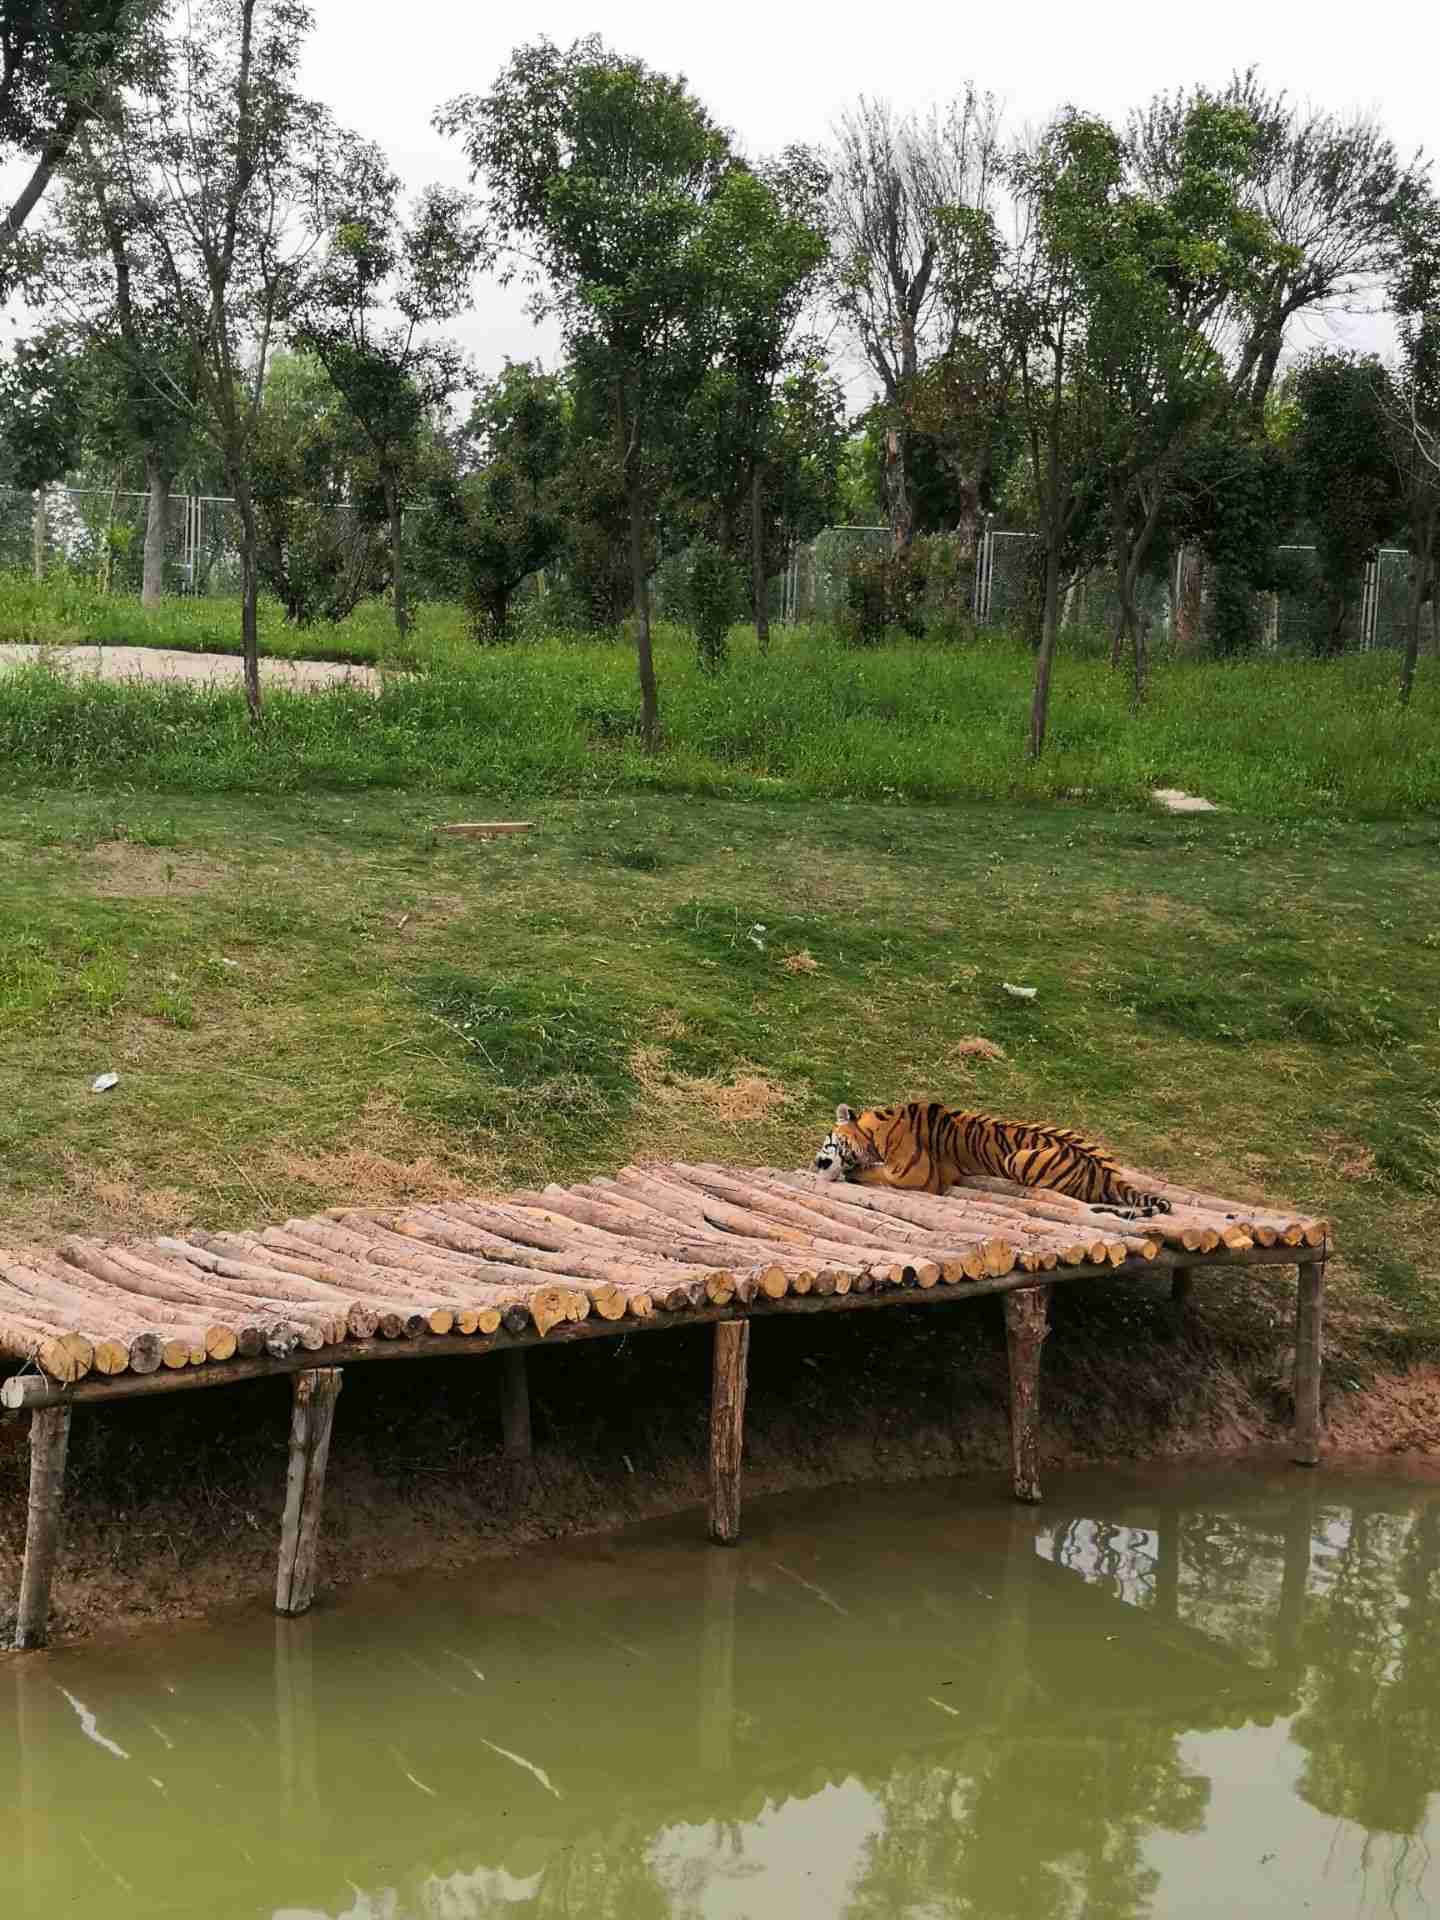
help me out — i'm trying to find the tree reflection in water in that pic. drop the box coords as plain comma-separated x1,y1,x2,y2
6,1475,1440,1920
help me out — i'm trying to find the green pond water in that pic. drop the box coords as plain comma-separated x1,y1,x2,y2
3,1462,1439,1919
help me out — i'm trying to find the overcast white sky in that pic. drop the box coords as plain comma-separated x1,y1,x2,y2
3,0,1429,395
295,0,1432,396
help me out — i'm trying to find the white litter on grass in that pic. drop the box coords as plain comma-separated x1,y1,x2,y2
1152,787,1219,814
90,1071,119,1093
1001,982,1037,1001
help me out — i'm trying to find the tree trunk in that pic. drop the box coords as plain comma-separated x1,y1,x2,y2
883,425,914,552
616,382,659,749
751,460,770,655
1400,526,1435,707
384,472,408,638
1173,548,1205,658
142,460,172,609
1028,531,1062,760
233,486,263,724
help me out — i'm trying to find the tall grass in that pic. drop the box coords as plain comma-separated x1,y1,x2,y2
1,615,1435,817
0,572,469,668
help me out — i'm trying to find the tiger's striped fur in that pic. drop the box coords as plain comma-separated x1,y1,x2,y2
813,1101,1171,1218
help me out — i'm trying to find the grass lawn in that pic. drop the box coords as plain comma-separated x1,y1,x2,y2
2,787,1437,1345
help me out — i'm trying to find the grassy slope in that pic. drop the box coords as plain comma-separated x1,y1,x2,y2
2,788,1436,1341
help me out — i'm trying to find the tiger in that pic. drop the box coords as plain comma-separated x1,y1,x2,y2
812,1101,1171,1219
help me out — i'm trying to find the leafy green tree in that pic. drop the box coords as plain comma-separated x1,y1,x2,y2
999,116,1116,756
417,360,569,640
1291,351,1404,653
699,149,829,647
1075,99,1275,698
48,129,205,605
295,137,484,636
1130,71,1431,421
69,0,340,718
250,351,386,625
438,34,735,744
0,0,162,291
1379,206,1440,703
0,323,85,488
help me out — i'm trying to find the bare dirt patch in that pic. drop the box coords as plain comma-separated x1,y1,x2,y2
84,841,229,898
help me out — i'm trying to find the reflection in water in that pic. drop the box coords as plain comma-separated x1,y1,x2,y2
3,1467,1439,1919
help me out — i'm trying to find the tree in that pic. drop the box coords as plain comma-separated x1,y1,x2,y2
1130,72,1430,420
1290,352,1405,653
294,138,483,636
700,149,829,648
438,35,735,745
1075,100,1275,698
1379,209,1440,703
418,359,569,640
75,0,339,717
0,0,161,290
1000,117,1114,757
251,350,386,625
827,91,1002,551
48,129,205,606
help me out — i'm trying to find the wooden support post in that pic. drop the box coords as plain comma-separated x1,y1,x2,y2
1154,1513,1180,1624
1003,1286,1049,1505
1292,1261,1324,1468
1274,1489,1314,1678
276,1368,342,1617
1170,1266,1193,1309
708,1319,750,1545
500,1348,533,1496
14,1406,71,1650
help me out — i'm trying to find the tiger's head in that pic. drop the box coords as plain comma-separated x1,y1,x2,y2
813,1103,883,1182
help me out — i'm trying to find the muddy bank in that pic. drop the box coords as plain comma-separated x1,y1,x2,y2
2,1266,1437,1649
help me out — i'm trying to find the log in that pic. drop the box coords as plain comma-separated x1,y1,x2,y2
13,1406,71,1649
500,1349,533,1496
615,1169,946,1287
0,1260,164,1374
1115,1168,1328,1246
200,1235,385,1340
708,1320,749,1546
1003,1286,1049,1505
396,1207,661,1316
53,1243,232,1363
954,1176,1211,1254
1292,1261,1324,1468
275,1369,343,1616
1170,1266,1193,1308
0,1304,94,1384
247,1228,494,1336
2,1243,1324,1411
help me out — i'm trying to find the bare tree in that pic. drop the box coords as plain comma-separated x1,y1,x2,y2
827,89,1001,549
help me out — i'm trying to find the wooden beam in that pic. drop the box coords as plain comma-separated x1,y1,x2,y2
13,1405,71,1649
500,1349,533,1496
1,1244,1328,1413
1169,1266,1193,1308
275,1368,342,1616
708,1320,750,1544
1003,1286,1049,1505
1292,1261,1325,1467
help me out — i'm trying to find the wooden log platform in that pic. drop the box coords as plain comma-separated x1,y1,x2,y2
0,1159,1330,1647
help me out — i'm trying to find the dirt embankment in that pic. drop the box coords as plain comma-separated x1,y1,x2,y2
2,1267,1437,1649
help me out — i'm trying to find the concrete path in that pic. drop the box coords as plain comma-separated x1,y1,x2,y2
0,643,380,693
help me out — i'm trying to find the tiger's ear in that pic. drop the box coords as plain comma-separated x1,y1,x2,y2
835,1103,855,1124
